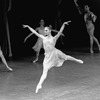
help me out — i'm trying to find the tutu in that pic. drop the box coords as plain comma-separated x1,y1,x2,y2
42,36,67,69
44,48,67,68
32,38,43,52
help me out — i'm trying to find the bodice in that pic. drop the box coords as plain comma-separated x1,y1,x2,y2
43,36,56,54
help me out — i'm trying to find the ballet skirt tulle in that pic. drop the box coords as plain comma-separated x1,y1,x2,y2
32,38,43,51
43,48,67,68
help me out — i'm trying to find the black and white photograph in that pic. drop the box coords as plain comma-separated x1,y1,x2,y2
0,0,100,100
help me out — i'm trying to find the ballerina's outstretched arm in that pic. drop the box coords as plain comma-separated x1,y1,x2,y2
54,21,71,41
51,29,58,33
52,29,64,36
52,28,65,44
49,25,64,36
23,25,44,39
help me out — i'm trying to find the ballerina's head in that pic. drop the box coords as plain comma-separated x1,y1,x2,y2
44,27,52,36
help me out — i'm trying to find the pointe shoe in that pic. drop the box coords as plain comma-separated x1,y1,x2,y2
35,85,42,93
78,60,83,64
7,67,13,71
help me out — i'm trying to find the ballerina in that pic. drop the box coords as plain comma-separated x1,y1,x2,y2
23,21,83,93
24,19,63,63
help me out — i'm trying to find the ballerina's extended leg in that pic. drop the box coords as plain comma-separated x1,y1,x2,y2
66,55,83,64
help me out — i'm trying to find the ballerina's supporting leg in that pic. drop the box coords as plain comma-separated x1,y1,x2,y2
35,62,51,93
0,50,13,71
66,55,83,64
35,68,49,93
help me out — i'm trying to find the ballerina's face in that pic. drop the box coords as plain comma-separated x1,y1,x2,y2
44,27,51,36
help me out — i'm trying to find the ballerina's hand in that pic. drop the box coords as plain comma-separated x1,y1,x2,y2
24,38,27,43
64,21,71,25
23,25,29,28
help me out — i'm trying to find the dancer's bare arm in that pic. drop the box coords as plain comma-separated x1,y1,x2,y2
73,0,82,14
51,29,58,33
24,33,34,42
49,25,64,36
49,25,58,33
35,27,39,32
91,12,97,22
52,29,64,36
23,25,44,39
84,14,87,23
24,27,40,42
54,21,71,40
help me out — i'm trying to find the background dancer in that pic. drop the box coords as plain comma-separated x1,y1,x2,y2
84,5,100,53
74,1,100,53
32,19,45,63
23,21,83,93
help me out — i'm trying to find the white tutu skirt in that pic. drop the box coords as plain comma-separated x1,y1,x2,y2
43,48,67,69
32,38,43,52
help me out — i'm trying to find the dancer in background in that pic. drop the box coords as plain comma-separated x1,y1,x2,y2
74,0,100,53
32,19,45,63
0,46,13,71
84,5,100,53
23,20,83,93
24,19,63,63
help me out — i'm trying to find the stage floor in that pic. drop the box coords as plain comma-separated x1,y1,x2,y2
0,52,100,100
